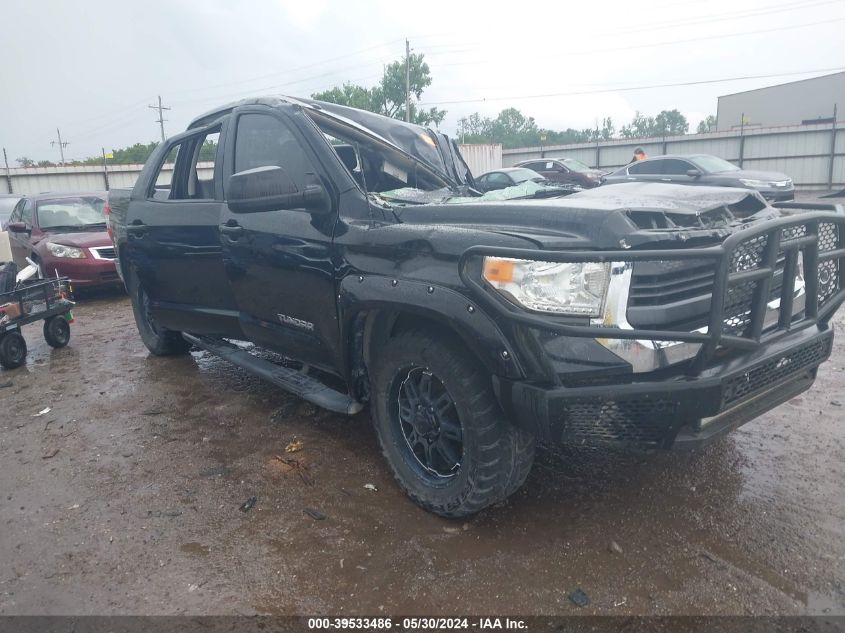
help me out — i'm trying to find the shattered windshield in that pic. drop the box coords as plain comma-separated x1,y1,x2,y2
305,107,577,209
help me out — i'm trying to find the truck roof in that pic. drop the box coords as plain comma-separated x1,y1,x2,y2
188,95,459,185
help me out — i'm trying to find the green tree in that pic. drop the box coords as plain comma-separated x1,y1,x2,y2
198,139,218,162
620,111,656,138
36,160,56,167
697,114,717,134
654,109,689,136
313,53,446,127
620,110,688,138
486,108,541,147
457,110,619,148
599,117,615,140
16,157,35,167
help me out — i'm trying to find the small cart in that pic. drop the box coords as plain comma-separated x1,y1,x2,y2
0,277,75,369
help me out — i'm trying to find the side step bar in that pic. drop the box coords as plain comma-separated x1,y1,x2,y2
183,333,364,415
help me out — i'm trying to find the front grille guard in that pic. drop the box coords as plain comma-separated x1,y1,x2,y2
458,212,845,375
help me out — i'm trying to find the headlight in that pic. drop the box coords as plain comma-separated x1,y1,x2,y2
483,257,610,316
739,178,769,188
46,242,86,258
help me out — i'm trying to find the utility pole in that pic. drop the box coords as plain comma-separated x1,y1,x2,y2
101,147,110,191
405,39,411,123
148,95,171,142
2,147,12,194
51,128,68,165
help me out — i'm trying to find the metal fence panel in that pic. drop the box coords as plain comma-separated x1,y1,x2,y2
501,122,844,190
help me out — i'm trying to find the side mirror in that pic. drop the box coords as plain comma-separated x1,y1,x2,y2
227,166,329,214
687,169,702,178
6,222,27,233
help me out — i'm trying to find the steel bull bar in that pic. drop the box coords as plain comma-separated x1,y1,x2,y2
459,212,845,376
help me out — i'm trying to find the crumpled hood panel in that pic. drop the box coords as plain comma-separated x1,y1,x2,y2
566,181,766,214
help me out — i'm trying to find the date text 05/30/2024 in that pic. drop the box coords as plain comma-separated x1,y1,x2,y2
307,617,528,630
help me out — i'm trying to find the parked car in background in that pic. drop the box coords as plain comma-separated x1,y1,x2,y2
0,194,22,228
476,167,546,191
514,157,605,188
4,192,121,288
601,154,795,201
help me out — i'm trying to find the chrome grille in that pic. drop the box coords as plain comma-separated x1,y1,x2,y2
91,246,116,260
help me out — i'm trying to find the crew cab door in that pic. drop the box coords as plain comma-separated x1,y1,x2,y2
219,106,340,372
123,120,241,336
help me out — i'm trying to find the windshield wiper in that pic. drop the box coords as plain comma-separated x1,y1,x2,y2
44,223,106,231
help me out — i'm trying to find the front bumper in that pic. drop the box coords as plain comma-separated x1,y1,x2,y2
41,257,122,288
494,325,833,450
760,188,795,202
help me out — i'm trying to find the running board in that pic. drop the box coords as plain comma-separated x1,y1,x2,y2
182,333,364,415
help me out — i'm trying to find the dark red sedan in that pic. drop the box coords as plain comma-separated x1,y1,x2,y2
4,192,121,289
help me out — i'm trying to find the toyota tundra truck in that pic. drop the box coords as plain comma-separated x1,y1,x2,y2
107,96,845,517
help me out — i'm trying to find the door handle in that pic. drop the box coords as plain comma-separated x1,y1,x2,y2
220,223,244,239
126,223,147,238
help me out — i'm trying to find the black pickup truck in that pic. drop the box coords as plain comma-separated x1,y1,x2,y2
108,96,845,517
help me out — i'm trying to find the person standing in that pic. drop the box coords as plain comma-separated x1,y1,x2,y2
629,147,647,164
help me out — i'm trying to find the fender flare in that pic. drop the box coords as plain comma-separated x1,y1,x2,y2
338,274,524,381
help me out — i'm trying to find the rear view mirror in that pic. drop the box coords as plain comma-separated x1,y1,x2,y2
6,222,27,233
687,169,702,178
227,166,329,214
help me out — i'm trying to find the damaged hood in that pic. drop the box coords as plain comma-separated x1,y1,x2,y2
572,181,767,213
393,181,780,251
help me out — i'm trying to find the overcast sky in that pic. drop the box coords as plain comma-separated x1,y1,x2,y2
2,0,843,163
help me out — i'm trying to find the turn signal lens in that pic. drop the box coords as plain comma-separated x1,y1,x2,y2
483,258,515,283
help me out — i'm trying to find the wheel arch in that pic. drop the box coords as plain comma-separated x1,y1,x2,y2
338,275,524,401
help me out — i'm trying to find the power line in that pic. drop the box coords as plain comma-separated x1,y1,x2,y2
166,38,405,98
148,95,171,142
385,1,842,69
419,67,845,106
433,16,845,70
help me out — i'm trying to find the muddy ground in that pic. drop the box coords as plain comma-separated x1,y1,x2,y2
0,291,843,617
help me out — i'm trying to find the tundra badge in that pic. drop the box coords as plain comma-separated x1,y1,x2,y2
277,313,315,332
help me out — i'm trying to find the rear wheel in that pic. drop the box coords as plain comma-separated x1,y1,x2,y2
370,328,535,517
130,276,190,356
0,331,27,369
43,316,70,348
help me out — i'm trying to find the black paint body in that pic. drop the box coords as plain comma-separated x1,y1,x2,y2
107,97,845,450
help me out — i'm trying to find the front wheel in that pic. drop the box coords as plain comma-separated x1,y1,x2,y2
0,331,27,369
370,328,535,517
130,277,190,356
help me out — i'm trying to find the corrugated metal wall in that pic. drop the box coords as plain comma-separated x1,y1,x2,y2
2,163,214,195
457,144,502,176
502,122,845,191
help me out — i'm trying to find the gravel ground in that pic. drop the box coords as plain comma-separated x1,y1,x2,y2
0,292,843,616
